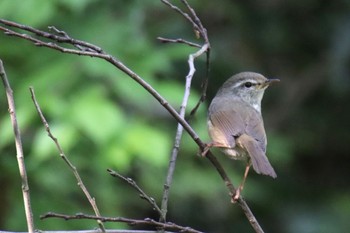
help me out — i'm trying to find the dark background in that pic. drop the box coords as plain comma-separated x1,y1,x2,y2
1,0,349,232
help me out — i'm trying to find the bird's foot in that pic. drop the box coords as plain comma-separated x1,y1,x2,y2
199,143,212,157
231,189,241,203
199,142,227,157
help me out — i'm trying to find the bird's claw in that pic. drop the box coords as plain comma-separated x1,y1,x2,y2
199,143,213,157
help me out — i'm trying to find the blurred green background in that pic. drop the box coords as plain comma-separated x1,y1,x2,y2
1,0,350,232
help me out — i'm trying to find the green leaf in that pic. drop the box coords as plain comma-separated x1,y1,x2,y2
57,0,98,13
69,86,125,145
122,122,171,167
0,0,55,26
104,143,131,171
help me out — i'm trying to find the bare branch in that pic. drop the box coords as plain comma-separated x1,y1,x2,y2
0,19,103,53
158,0,211,224
156,37,201,48
107,169,163,217
0,20,200,147
0,59,35,233
181,0,211,118
40,212,203,233
187,77,208,120
159,42,209,222
29,87,105,232
180,0,208,41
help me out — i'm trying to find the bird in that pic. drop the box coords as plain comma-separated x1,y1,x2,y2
203,72,278,201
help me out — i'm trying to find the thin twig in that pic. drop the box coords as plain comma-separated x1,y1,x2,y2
0,59,35,233
187,77,208,120
156,37,201,48
1,19,264,233
40,212,203,233
181,0,211,118
29,87,106,232
0,21,202,147
158,0,210,223
107,169,163,216
158,0,211,121
180,0,208,40
0,19,103,53
159,43,210,222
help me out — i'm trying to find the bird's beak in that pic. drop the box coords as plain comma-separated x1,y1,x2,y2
262,78,280,88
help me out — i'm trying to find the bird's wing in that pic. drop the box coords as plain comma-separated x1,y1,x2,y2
208,98,261,148
208,109,245,148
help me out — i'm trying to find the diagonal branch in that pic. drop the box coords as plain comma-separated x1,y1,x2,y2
0,59,35,233
29,87,105,232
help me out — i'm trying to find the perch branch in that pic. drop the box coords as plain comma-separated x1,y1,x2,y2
1,18,263,233
0,59,35,233
29,87,105,232
40,212,203,233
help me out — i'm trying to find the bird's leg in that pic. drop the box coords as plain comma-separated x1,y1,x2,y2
232,159,252,202
200,142,227,157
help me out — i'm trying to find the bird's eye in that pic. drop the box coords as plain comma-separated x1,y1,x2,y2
244,82,253,88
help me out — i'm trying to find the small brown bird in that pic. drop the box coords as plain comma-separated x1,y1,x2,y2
203,72,278,201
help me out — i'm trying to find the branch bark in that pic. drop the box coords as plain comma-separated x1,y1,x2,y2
0,59,35,233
